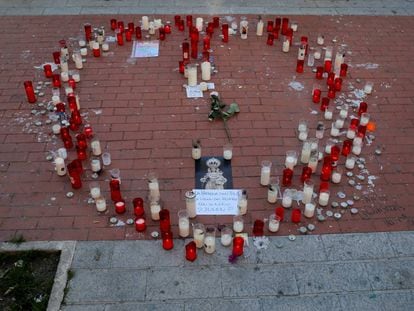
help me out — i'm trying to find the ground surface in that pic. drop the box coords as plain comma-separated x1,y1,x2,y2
0,14,413,241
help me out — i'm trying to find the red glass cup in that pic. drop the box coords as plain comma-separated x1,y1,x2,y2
296,59,304,73
291,208,301,223
301,166,312,183
135,218,146,232
316,66,324,79
281,17,289,35
327,72,335,87
117,21,124,33
312,88,321,103
182,41,190,61
116,31,124,46
207,22,214,35
324,60,332,72
93,44,100,57
52,74,61,88
320,162,332,182
320,97,330,111
327,86,336,99
334,78,343,92
190,27,199,42
342,139,352,156
128,22,134,33
43,64,53,78
191,41,198,59
76,133,88,149
110,19,117,31
222,24,229,43
203,36,211,50
56,102,65,113
253,220,265,237
165,24,171,34
109,179,122,202
159,27,166,41
174,15,181,26
63,137,73,149
286,28,293,45
267,20,274,32
67,163,82,189
125,30,132,42
68,96,77,113
358,102,368,116
115,201,126,214
319,181,329,192
76,145,87,161
60,127,70,140
213,16,219,28
23,81,36,103
159,209,171,233
358,125,367,137
84,23,92,42
179,61,185,74
331,145,340,162
68,78,76,90
185,241,197,261
71,110,82,125
202,50,210,61
267,33,274,45
84,125,93,138
135,26,142,39
53,51,61,64
162,231,174,250
186,15,193,27
275,17,281,28
273,26,280,39
178,20,185,31
232,237,244,256
301,36,309,54
275,207,285,222
340,63,348,77
282,168,293,187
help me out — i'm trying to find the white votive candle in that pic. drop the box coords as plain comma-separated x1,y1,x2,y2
90,186,101,199
260,160,272,186
204,236,216,254
95,197,107,212
268,214,280,232
55,157,66,176
221,233,232,246
52,124,61,134
60,71,69,82
179,218,190,238
318,191,330,206
331,170,342,184
150,201,161,220
345,156,356,169
201,61,211,81
256,20,264,36
324,109,333,120
193,228,205,248
304,203,316,218
102,43,109,52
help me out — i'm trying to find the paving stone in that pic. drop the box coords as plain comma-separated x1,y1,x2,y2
260,294,342,311
365,259,414,291
71,241,114,269
321,232,396,260
62,305,106,311
105,302,184,311
387,231,414,256
146,266,222,300
294,262,371,294
66,269,147,303
221,265,299,297
184,298,261,311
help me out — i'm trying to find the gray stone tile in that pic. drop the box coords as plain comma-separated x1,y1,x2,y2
185,298,261,311
146,266,222,300
62,305,106,311
31,0,68,7
0,0,33,8
321,233,396,261
295,262,371,294
111,240,185,268
388,231,414,256
72,241,114,269
105,302,184,311
80,7,119,14
260,294,342,311
119,7,157,14
43,7,81,15
255,235,327,264
338,290,414,311
365,259,414,291
221,265,299,297
300,7,340,15
66,269,147,303
4,7,44,15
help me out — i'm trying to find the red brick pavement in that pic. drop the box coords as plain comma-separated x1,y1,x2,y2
0,15,413,241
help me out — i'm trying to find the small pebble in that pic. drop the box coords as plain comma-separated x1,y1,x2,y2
334,212,342,220
126,218,134,225
307,224,316,231
50,197,56,201
317,215,326,222
298,227,308,235
350,208,359,214
66,191,74,198
340,202,348,208
331,201,339,208
345,98,352,103
337,191,346,199
348,179,356,186
37,103,44,108
36,85,42,90
347,200,354,206
109,217,118,224
288,234,296,241
326,211,334,217
346,172,354,177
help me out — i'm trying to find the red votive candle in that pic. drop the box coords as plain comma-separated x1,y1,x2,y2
342,139,352,156
159,27,166,41
56,102,65,113
71,110,82,125
76,145,87,161
179,61,185,74
125,30,132,42
207,22,214,35
60,127,70,140
72,159,83,175
203,36,210,50
52,51,61,64
174,15,181,26
135,218,146,232
165,23,171,34
312,88,321,103
301,166,312,183
43,64,53,78
133,197,144,217
213,16,219,28
267,33,274,45
275,207,285,222
281,17,289,35
110,19,117,30
232,237,244,256
63,137,73,149
115,201,126,214
186,15,193,27
324,60,332,72
296,59,304,73
84,125,93,138
117,21,124,33
320,97,330,111
67,163,82,189
116,31,124,46
327,86,336,99
282,168,293,187
358,102,368,116
135,26,142,39
331,145,340,162
267,20,274,32
76,133,87,149
253,220,265,237
291,208,301,223
52,74,61,88
319,181,329,193
334,77,342,91
109,179,122,202
159,209,171,233
316,66,324,79
23,81,36,103
84,23,92,42
340,63,348,77
327,72,335,87
275,17,281,28
162,231,174,250
202,50,209,61
182,41,190,61
178,19,185,31
68,96,77,113
185,241,197,261
273,26,280,39
320,161,332,182
68,78,76,90
222,24,229,42
128,22,134,33
191,40,198,59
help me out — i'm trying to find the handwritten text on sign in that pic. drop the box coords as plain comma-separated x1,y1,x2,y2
194,189,241,215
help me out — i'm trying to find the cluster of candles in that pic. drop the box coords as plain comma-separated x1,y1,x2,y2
191,140,233,161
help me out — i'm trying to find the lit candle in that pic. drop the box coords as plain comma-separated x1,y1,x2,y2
256,19,264,36
185,190,196,218
55,157,66,176
201,61,211,81
148,176,160,201
91,158,102,173
89,182,101,199
193,223,205,248
345,155,356,170
331,168,342,184
339,105,348,119
291,21,298,32
135,218,146,232
204,227,216,254
324,108,333,120
178,210,190,238
191,140,201,160
300,140,312,164
61,71,69,82
318,190,330,206
57,147,67,159
221,227,233,246
302,180,314,204
150,200,161,220
115,201,126,214
360,113,370,126
268,214,280,232
238,190,248,215
260,160,272,186
233,215,244,233
142,16,149,30
72,72,81,82
285,150,298,169
223,143,233,160
80,47,87,56
187,64,197,87
240,20,248,39
102,43,109,52
304,203,315,218
282,189,293,208
267,184,278,204
185,241,197,261
95,197,107,212
91,139,102,156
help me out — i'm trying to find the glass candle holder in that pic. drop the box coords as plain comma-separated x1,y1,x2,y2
67,164,82,189
282,189,293,208
301,140,312,164
334,77,342,92
267,20,274,32
330,122,340,137
320,162,332,182
204,227,216,254
159,209,171,233
358,102,368,116
312,88,321,103
185,241,197,261
282,36,290,52
275,206,285,221
109,179,122,202
115,201,126,214
268,214,280,232
162,231,174,250
260,160,272,186
149,198,161,220
281,17,289,35
110,168,121,181
324,60,332,73
320,97,330,112
267,177,279,204
315,66,324,79
330,145,340,163
63,137,74,149
220,226,233,246
308,151,319,173
253,220,265,237
301,166,312,183
285,150,298,170
364,81,374,94
238,190,248,215
76,145,87,161
291,208,301,223
116,30,124,46
148,172,160,201
133,198,144,217
331,167,343,184
187,63,197,86
178,209,190,238
135,218,146,232
88,157,100,173
267,33,274,45
43,64,53,78
193,223,205,248
282,168,293,187
89,182,101,199
182,41,190,61
23,81,37,103
185,190,197,218
296,59,304,73
340,63,348,77
222,24,229,42
318,190,330,207
302,179,314,204
232,236,244,257
360,112,370,126
342,139,352,156
335,118,345,129
233,215,244,233
327,86,336,99
102,152,111,166
304,202,316,218
95,196,107,212
203,35,211,50
223,143,233,160
345,155,356,170
324,107,333,120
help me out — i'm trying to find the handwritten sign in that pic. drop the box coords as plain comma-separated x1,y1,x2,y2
186,85,203,98
131,41,159,58
193,189,240,215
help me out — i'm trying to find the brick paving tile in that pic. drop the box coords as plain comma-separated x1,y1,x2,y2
0,14,413,241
